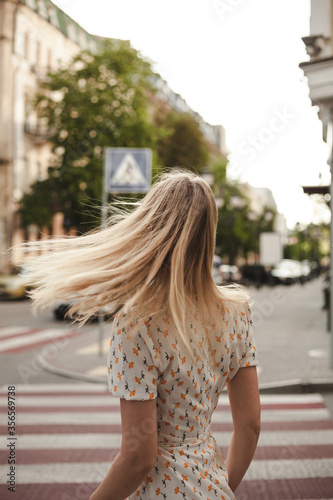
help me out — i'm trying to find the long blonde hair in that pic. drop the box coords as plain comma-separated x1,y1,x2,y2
22,170,249,364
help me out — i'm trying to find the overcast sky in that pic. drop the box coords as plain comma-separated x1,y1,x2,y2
52,0,331,229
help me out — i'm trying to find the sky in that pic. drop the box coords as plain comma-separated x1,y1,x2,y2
52,0,331,229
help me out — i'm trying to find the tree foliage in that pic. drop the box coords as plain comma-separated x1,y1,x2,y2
20,40,159,232
157,112,209,172
284,223,328,262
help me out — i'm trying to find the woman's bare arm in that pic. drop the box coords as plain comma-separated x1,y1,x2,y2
89,398,157,500
226,366,261,492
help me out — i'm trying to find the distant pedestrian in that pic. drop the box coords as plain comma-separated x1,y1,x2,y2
23,170,260,499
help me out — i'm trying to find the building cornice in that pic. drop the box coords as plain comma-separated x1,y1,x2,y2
299,56,333,69
19,0,101,50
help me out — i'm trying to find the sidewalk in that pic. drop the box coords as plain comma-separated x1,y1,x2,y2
36,276,333,392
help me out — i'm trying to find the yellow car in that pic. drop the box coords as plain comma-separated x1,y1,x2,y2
0,274,30,300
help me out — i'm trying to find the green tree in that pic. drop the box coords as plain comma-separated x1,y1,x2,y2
284,223,328,263
157,112,209,172
20,40,159,232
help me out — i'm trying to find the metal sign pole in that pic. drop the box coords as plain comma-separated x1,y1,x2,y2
98,147,152,356
327,120,333,369
98,150,108,356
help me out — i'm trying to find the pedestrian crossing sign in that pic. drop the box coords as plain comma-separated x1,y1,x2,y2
104,148,152,193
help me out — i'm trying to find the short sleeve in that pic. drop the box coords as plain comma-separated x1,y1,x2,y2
225,302,258,384
106,313,159,401
239,303,258,368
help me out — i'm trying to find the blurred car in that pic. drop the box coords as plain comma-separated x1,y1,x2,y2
240,264,270,286
53,301,113,322
0,274,30,300
219,265,241,283
53,302,74,321
271,259,303,285
300,260,321,281
299,260,312,283
212,255,223,285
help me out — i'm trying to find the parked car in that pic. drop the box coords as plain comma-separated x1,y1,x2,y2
219,265,241,283
299,260,312,283
53,301,113,322
300,260,321,281
0,274,30,300
212,255,223,285
240,264,270,287
271,259,304,285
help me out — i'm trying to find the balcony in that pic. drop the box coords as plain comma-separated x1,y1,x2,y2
24,122,52,145
300,35,333,104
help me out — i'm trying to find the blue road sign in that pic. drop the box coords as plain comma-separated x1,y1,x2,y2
104,148,152,193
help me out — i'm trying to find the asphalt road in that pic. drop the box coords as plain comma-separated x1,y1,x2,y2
0,300,96,385
0,276,332,391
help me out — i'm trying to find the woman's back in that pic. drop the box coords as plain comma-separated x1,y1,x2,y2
107,300,257,499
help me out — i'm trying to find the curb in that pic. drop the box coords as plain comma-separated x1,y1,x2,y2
259,379,333,394
38,357,333,393
36,355,107,385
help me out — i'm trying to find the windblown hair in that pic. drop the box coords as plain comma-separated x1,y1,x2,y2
21,170,249,365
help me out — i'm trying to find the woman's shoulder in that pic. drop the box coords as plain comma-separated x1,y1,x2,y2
216,284,250,309
214,286,252,329
111,310,152,342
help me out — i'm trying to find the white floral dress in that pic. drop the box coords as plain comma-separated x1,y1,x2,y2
107,302,258,500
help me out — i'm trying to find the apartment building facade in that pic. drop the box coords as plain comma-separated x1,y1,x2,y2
0,0,227,271
300,0,333,163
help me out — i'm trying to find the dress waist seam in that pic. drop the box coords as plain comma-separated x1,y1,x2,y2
157,426,212,448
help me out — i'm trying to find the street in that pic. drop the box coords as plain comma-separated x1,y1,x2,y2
0,277,333,499
0,301,97,385
250,276,331,386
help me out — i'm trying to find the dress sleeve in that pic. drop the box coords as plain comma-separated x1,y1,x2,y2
239,303,258,368
106,313,159,401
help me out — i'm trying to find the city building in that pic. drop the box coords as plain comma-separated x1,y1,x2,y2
300,0,333,170
242,184,277,216
300,0,332,200
300,0,333,367
241,184,288,263
0,0,101,271
0,0,227,272
241,183,287,238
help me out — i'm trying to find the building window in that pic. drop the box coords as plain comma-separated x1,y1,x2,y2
47,5,59,27
24,33,29,60
25,0,37,10
67,22,78,42
47,48,52,72
37,0,49,19
89,39,97,53
24,94,32,133
35,40,41,68
78,30,88,49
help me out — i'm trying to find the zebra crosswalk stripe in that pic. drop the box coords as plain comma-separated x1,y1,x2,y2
0,385,333,499
0,327,81,354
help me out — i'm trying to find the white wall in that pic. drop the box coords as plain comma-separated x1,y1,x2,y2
310,0,333,58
